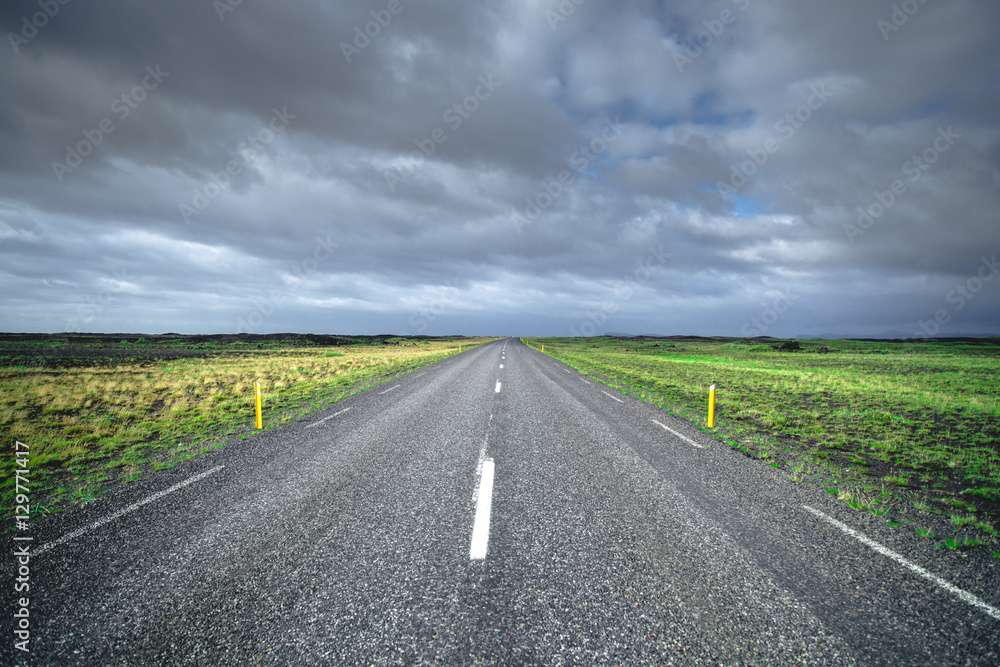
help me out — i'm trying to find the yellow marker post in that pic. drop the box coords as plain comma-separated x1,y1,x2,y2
541,344,544,352
254,382,263,430
707,385,716,428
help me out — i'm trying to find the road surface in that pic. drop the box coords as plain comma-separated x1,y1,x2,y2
7,338,1000,664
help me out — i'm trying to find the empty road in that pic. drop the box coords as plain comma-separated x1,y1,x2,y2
7,338,1000,664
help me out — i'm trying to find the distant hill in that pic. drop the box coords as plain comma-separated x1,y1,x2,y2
596,330,1000,341
805,331,1000,340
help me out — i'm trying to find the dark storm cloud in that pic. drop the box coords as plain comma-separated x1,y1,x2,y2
1,0,998,337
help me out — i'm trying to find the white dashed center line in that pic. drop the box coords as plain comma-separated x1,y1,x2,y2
499,364,503,369
602,391,624,403
495,381,502,393
804,506,1000,621
651,419,704,448
305,406,351,428
470,459,496,560
578,378,591,385
379,385,400,395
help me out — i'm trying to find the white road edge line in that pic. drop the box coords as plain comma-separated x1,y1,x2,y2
650,419,704,449
379,385,400,395
803,505,1000,621
37,465,225,555
563,369,572,374
578,378,591,385
305,407,351,428
495,380,502,393
602,391,624,403
470,459,496,560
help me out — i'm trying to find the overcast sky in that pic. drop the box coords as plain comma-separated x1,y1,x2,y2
2,1,999,337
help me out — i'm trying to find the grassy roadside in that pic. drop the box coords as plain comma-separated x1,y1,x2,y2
524,336,1000,557
2,336,494,517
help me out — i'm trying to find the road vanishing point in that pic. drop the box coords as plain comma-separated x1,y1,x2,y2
9,339,1000,665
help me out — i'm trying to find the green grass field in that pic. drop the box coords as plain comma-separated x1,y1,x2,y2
525,336,1000,555
1,336,494,517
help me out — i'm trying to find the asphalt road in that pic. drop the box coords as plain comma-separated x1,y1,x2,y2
6,338,1000,665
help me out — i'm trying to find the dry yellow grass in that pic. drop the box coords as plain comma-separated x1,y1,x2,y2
1,338,494,511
